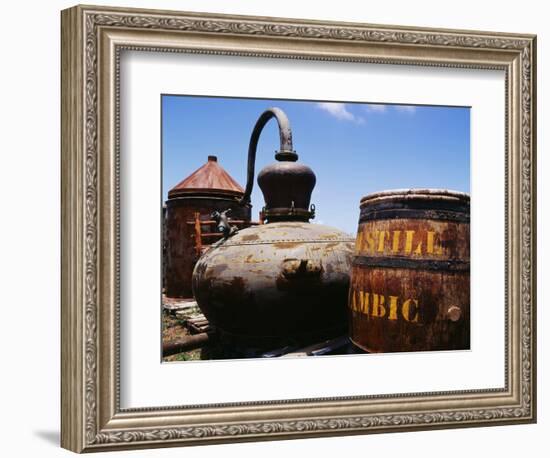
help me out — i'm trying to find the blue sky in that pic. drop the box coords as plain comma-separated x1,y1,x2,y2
162,95,470,235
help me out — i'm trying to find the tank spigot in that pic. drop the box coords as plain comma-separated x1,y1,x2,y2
211,209,238,239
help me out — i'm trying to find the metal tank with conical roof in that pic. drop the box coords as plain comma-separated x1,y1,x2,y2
164,155,251,298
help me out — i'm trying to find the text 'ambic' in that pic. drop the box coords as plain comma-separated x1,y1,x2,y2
348,288,420,323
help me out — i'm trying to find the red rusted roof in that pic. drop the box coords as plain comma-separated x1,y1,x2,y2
168,155,244,198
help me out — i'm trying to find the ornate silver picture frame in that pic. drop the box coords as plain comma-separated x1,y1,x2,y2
61,4,536,452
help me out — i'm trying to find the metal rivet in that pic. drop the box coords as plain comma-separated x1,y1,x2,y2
447,306,462,322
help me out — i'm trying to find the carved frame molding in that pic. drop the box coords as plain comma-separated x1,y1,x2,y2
61,5,536,452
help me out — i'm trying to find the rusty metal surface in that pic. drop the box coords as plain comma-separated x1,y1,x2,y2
164,156,251,298
168,155,244,199
349,189,470,353
164,196,251,298
192,222,354,342
257,161,316,222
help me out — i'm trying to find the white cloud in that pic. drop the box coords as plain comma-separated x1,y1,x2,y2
317,102,364,124
394,105,417,114
365,104,387,113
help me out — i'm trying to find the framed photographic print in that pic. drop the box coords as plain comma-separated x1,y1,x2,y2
61,4,537,453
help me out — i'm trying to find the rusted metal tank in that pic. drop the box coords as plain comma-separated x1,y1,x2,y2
164,156,251,298
192,107,354,344
349,189,470,352
193,222,354,342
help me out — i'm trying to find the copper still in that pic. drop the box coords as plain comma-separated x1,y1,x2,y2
192,108,354,344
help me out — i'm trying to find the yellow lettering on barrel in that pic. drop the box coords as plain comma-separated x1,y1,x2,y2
405,231,415,254
435,235,443,255
349,289,370,315
361,291,370,315
358,289,365,313
352,289,421,322
348,288,356,311
355,230,364,253
402,298,420,323
427,231,435,254
373,231,380,251
392,231,401,253
356,289,363,313
358,228,447,256
388,295,399,320
427,231,444,255
377,231,387,252
365,231,375,253
371,294,386,318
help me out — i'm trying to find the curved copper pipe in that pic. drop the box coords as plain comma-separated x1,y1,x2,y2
238,107,297,206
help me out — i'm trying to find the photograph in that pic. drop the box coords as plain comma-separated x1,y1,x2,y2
161,95,471,361
60,4,536,452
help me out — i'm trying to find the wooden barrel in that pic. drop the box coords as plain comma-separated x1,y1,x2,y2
348,189,470,353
